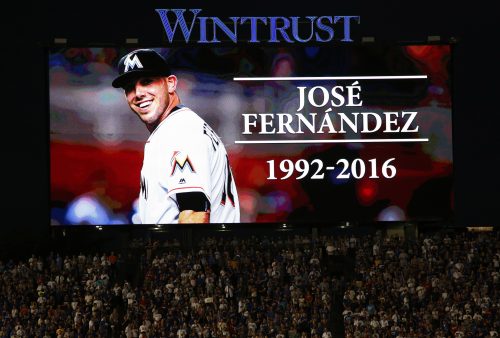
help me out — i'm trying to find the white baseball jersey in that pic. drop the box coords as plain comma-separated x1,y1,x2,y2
138,106,240,224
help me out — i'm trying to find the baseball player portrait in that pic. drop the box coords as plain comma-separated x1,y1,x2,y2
112,49,240,224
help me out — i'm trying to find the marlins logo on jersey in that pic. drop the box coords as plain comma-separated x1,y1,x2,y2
170,151,196,176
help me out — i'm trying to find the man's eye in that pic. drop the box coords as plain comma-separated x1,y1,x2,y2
141,78,153,85
123,82,135,92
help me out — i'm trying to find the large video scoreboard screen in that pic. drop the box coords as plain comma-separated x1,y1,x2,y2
50,44,453,225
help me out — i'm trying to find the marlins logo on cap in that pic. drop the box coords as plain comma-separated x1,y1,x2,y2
123,54,143,72
112,49,172,88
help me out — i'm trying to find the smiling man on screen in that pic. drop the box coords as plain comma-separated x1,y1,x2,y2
112,49,240,224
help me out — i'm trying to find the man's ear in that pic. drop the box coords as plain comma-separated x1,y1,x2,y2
166,75,177,93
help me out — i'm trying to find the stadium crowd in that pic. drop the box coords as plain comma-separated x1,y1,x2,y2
0,236,334,337
343,231,500,337
0,230,498,337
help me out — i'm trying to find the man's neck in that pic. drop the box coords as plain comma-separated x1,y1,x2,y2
147,95,181,133
164,95,181,118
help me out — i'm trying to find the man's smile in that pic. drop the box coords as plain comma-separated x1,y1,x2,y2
136,99,153,109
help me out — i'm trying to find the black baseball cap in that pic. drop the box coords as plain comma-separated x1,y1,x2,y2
112,49,172,88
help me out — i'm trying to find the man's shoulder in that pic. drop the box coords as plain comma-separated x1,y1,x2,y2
169,106,205,125
154,107,208,142
156,107,201,131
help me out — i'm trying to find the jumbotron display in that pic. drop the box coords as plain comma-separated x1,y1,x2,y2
49,45,453,225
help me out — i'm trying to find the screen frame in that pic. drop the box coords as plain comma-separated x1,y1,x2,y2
47,41,455,227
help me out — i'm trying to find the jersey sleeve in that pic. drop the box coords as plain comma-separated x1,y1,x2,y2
161,127,212,203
